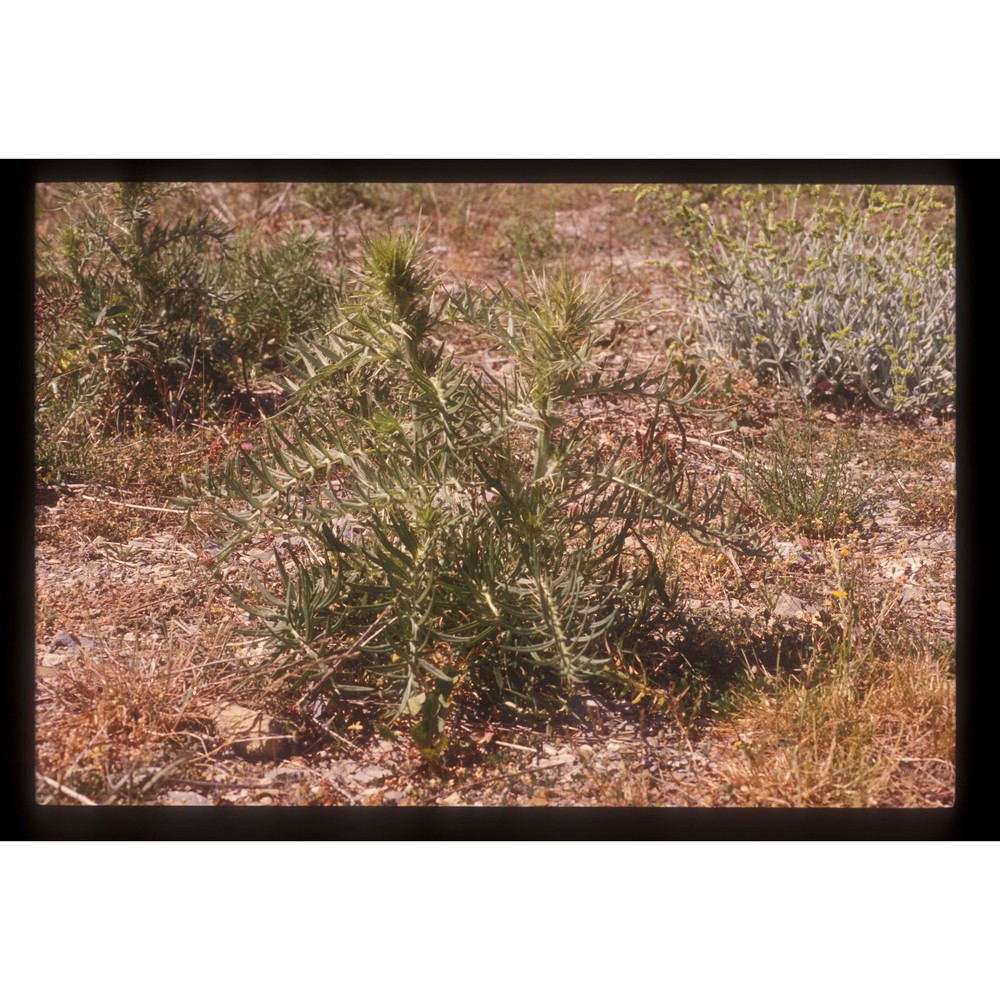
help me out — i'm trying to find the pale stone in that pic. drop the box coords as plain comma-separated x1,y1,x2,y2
210,703,295,762
772,592,819,619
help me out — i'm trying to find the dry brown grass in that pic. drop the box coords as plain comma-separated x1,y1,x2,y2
705,644,955,807
35,616,258,805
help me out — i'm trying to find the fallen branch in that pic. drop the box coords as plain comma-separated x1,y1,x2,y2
664,431,749,465
36,772,98,806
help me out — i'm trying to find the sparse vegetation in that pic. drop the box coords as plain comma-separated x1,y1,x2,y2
35,182,955,807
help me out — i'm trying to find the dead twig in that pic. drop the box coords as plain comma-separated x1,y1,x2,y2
294,606,397,709
36,771,98,806
493,740,538,755
78,494,194,515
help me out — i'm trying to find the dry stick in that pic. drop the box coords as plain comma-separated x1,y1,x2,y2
493,740,538,755
294,605,397,709
163,777,282,792
301,714,361,753
78,494,196,515
205,183,237,225
36,772,98,806
662,431,749,465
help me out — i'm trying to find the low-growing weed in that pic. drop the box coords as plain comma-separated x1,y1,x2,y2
496,212,564,271
740,412,881,538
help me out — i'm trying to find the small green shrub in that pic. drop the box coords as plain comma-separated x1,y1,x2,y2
36,183,337,482
740,415,881,538
190,230,763,752
633,184,955,414
496,212,564,270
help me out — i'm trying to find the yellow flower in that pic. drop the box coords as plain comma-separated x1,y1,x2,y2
840,548,850,558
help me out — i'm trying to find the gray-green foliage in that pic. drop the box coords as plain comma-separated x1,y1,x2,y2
191,230,762,752
35,183,337,480
635,185,955,414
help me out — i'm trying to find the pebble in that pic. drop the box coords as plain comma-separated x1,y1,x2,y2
162,790,213,806
772,592,818,619
266,767,308,783
49,631,96,653
351,764,391,784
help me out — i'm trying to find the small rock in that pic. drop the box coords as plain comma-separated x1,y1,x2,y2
163,790,213,806
351,764,390,785
266,767,308,784
576,745,595,763
49,631,96,654
210,703,296,762
439,791,463,806
38,652,68,675
772,592,818,619
322,760,357,783
772,541,799,562
383,789,407,805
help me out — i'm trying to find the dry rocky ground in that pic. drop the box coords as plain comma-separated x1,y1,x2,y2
34,184,956,809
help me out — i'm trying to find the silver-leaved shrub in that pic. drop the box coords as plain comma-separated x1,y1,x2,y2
635,185,955,414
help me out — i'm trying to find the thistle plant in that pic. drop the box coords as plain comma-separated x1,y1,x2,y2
191,231,763,752
632,185,955,414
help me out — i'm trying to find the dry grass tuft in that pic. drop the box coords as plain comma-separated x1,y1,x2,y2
35,622,252,805
707,645,955,807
